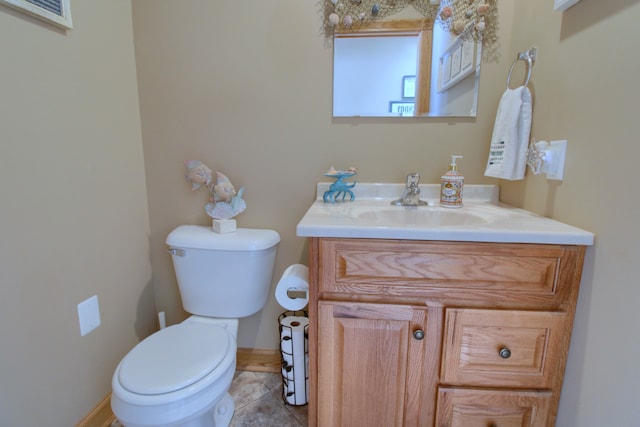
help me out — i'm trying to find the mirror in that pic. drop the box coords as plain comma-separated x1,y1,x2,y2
333,18,482,117
324,0,497,118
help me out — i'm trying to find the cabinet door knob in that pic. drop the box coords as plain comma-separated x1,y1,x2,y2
499,347,512,359
413,329,425,340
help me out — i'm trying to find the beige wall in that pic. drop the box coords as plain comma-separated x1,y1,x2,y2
133,1,640,425
502,1,640,426
0,1,155,425
131,0,513,351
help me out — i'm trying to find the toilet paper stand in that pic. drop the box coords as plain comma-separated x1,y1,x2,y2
278,310,309,406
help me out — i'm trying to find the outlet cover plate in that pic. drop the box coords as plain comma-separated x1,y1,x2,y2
547,140,567,180
78,295,101,336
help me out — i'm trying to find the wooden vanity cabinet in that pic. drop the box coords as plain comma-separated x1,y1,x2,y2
307,238,586,427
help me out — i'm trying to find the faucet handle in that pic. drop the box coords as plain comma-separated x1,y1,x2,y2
406,172,420,189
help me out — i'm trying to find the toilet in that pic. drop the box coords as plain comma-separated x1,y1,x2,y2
111,225,280,427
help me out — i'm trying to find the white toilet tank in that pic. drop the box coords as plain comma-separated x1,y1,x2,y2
166,225,280,318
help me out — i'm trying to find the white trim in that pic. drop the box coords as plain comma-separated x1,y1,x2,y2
554,0,581,12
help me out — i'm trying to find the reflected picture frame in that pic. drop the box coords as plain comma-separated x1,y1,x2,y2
461,39,474,72
0,0,72,29
438,34,476,92
450,44,462,78
402,75,416,99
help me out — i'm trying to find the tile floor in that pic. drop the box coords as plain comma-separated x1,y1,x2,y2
229,371,307,427
111,370,307,427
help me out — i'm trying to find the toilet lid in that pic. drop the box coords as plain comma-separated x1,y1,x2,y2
118,322,230,395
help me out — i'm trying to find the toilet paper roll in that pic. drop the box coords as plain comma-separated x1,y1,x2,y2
280,314,309,405
281,335,293,355
281,351,293,369
280,322,292,354
282,365,294,381
275,264,309,310
282,378,295,405
280,316,308,357
280,316,309,355
283,377,309,406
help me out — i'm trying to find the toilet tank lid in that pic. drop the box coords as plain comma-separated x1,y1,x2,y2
166,225,280,251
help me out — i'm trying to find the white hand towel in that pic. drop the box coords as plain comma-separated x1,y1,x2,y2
484,86,532,180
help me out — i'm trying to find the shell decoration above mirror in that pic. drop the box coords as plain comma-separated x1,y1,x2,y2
323,0,497,45
184,160,247,220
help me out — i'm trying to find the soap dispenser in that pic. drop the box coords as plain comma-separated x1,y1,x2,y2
440,155,464,208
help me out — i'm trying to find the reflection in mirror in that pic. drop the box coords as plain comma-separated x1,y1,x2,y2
333,18,482,117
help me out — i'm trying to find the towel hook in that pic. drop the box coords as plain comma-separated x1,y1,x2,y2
507,48,537,89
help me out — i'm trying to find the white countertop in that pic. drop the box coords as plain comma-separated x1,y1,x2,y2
296,183,594,245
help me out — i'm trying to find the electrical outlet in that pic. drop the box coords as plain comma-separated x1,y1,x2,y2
533,139,568,181
546,140,567,180
78,295,101,336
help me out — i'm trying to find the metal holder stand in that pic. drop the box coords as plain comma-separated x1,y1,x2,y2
278,310,309,406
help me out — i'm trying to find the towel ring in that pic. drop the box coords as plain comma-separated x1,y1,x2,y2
506,48,536,89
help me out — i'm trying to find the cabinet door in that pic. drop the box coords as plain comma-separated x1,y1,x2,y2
317,301,428,427
436,387,552,427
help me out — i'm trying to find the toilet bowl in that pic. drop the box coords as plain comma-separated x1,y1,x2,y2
111,226,281,427
112,317,238,427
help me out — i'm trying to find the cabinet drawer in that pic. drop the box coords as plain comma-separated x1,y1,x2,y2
441,309,566,388
319,239,575,305
436,387,551,427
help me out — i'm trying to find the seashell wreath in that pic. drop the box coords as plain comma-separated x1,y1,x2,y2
323,0,498,45
183,160,246,220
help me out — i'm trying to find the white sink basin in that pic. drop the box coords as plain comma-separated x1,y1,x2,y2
357,207,490,227
296,183,594,245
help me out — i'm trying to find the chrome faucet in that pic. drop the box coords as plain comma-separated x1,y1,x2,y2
391,173,428,206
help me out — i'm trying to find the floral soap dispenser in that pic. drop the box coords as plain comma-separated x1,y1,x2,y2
440,156,464,208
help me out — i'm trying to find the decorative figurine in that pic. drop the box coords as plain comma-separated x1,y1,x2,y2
323,166,358,203
184,160,212,190
183,161,246,220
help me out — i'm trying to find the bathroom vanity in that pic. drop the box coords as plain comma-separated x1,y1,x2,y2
297,184,593,427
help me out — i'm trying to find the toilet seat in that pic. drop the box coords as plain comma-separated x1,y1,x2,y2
118,322,230,395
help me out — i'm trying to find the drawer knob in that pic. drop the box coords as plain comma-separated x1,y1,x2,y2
499,347,512,359
413,329,425,340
